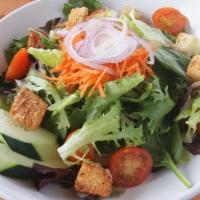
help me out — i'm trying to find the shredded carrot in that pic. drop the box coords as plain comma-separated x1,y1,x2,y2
47,42,154,97
88,69,107,97
98,83,106,98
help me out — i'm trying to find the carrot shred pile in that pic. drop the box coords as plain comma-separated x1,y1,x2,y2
49,41,154,98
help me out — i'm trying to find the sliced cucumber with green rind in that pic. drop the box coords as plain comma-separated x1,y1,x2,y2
1,166,33,179
0,109,59,161
0,144,65,179
1,134,41,160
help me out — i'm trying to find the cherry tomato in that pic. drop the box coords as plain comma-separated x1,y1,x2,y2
152,7,187,35
65,130,95,163
109,146,153,188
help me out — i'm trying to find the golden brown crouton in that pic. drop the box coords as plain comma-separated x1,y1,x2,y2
186,55,200,82
175,33,200,57
68,7,88,28
75,162,112,197
10,88,48,129
28,31,45,49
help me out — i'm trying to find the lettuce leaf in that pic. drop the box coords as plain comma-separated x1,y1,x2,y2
134,20,173,47
176,95,200,143
122,12,173,47
121,80,153,103
58,101,144,166
121,15,144,37
131,77,175,135
24,69,69,139
86,73,144,120
48,92,81,116
28,48,64,67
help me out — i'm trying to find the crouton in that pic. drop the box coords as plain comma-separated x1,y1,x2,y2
28,31,45,49
10,88,48,129
186,55,200,82
68,7,88,28
121,6,143,20
75,162,112,197
175,33,200,57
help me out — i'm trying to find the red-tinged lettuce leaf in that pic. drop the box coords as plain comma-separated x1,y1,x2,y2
77,193,98,200
40,18,63,33
32,163,80,190
185,135,200,155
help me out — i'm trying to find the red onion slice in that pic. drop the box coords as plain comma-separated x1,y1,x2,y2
63,17,154,73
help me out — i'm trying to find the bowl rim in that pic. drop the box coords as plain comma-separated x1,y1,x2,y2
1,1,200,200
0,0,39,23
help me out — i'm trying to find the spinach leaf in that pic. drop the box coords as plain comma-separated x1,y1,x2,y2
145,123,192,188
63,0,102,19
5,36,28,64
152,61,188,102
155,48,190,80
69,107,87,129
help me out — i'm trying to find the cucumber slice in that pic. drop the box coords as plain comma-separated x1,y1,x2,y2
0,143,65,179
0,109,59,161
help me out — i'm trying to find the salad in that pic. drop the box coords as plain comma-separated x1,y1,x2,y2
1,0,200,199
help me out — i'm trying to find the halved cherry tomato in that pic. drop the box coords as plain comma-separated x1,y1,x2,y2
5,48,30,81
109,146,153,188
152,7,187,35
65,130,95,163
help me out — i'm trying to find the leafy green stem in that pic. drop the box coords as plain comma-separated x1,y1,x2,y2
164,151,192,188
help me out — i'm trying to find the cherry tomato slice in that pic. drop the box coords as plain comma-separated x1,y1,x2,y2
65,130,95,163
152,7,187,35
109,146,153,188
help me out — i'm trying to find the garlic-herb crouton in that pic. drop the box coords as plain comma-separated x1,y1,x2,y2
186,55,200,82
68,7,89,28
10,88,48,129
28,31,45,49
175,33,200,57
75,162,112,197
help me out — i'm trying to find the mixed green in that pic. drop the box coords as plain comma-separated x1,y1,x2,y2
1,0,200,199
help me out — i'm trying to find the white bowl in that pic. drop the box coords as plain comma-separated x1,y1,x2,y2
0,0,200,199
